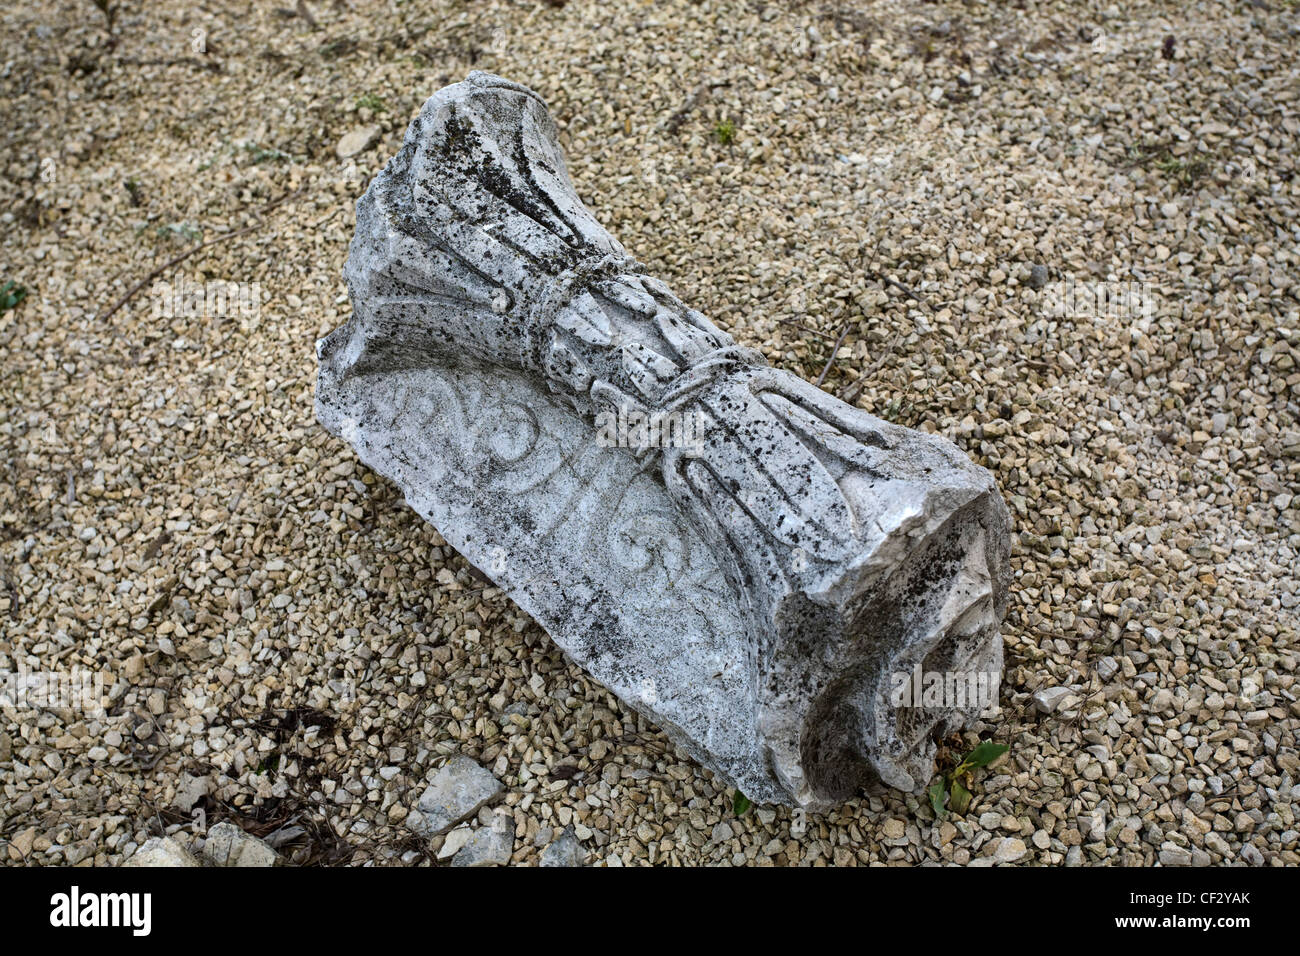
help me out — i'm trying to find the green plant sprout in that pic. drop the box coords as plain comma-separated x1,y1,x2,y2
928,740,1009,818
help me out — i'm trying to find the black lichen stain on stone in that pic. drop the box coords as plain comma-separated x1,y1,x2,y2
573,581,626,665
798,675,873,802
510,124,586,254
439,108,557,236
848,531,962,657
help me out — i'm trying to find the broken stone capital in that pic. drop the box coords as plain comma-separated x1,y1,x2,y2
316,72,1011,809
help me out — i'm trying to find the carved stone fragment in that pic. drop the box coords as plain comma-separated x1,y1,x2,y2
316,72,1011,808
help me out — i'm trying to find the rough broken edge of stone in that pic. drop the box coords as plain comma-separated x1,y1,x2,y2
315,71,1011,809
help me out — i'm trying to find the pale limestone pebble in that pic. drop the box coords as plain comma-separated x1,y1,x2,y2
1157,846,1193,867
172,774,211,813
1240,844,1265,867
1095,657,1119,681
123,836,203,867
335,126,382,160
991,837,1027,863
7,828,37,862
436,827,474,861
881,818,906,840
201,821,278,867
450,815,515,867
1032,686,1072,714
407,755,504,838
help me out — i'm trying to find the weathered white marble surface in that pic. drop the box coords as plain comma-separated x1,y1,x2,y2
316,72,1011,808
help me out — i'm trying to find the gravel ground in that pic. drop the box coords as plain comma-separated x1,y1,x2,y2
1,0,1297,866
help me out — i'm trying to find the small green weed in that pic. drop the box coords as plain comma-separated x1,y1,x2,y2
928,740,1009,818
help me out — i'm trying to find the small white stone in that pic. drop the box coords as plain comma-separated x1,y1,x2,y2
992,837,1027,862
202,821,278,867
409,755,503,837
539,827,587,867
124,836,201,867
437,827,474,860
336,126,381,159
1032,686,1072,714
451,816,514,867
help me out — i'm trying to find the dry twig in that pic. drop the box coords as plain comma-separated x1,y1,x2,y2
96,189,303,323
